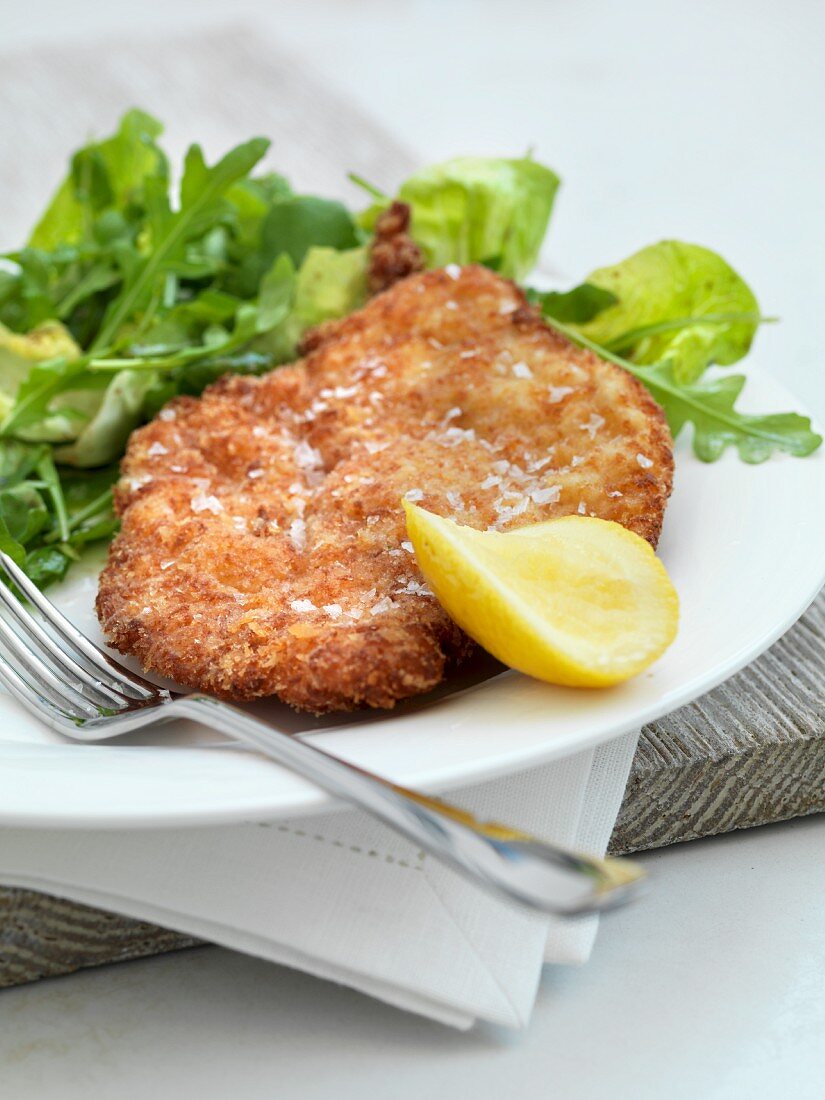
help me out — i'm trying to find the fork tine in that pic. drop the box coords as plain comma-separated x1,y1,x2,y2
0,612,110,718
0,655,80,734
0,551,157,701
0,633,100,726
0,580,131,708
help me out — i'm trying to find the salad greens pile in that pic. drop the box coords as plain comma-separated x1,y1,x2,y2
0,110,819,588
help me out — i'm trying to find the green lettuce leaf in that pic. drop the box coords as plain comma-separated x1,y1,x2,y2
0,321,81,419
544,316,822,463
251,246,367,363
0,483,50,544
261,196,359,269
0,355,89,440
0,514,26,567
292,245,367,327
370,156,559,280
0,440,48,487
23,545,72,587
54,370,157,467
29,109,169,250
577,240,763,383
0,438,120,587
633,360,821,462
91,135,270,352
528,283,618,324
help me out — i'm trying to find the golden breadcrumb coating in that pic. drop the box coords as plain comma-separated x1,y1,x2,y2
97,265,673,712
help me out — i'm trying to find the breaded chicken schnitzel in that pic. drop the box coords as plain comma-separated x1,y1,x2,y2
97,265,673,712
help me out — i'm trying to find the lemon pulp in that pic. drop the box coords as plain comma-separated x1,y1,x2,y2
403,502,678,688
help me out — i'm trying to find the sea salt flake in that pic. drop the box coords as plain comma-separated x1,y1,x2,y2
636,453,654,469
445,263,461,280
160,560,175,570
446,490,462,509
443,426,476,445
159,408,176,421
323,604,343,619
530,485,561,505
364,440,389,454
446,300,459,311
527,454,554,473
571,455,585,468
321,384,359,399
148,442,168,456
401,540,415,554
370,596,395,616
459,349,478,359
252,425,267,438
512,361,533,379
397,579,433,596
248,468,264,479
404,489,424,502
481,474,502,490
494,496,529,517
290,599,317,613
294,441,322,470
444,406,462,422
547,385,574,403
126,475,153,491
191,493,223,514
577,501,587,515
581,413,605,439
289,517,306,550
608,490,624,498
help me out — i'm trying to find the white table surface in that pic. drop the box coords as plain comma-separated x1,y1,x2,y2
2,1,824,1096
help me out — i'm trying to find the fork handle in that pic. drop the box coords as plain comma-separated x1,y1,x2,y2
173,694,645,916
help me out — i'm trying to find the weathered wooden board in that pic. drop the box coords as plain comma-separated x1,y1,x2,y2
1,588,821,989
610,588,824,853
0,890,198,990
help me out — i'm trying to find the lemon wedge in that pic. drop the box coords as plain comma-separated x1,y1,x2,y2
403,502,678,688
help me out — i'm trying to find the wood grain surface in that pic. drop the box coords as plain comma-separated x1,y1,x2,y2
610,588,824,853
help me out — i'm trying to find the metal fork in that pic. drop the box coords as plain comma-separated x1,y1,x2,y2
0,550,645,916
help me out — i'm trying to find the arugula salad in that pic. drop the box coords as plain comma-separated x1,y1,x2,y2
0,109,819,589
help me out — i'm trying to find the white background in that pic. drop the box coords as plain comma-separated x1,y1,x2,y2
1,1,824,1097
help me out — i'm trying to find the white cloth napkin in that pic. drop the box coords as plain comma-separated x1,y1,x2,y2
0,731,637,1029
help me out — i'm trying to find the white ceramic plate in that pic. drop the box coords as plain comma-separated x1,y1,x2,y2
0,365,822,829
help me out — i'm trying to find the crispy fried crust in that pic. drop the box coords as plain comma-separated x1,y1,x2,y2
97,265,673,712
